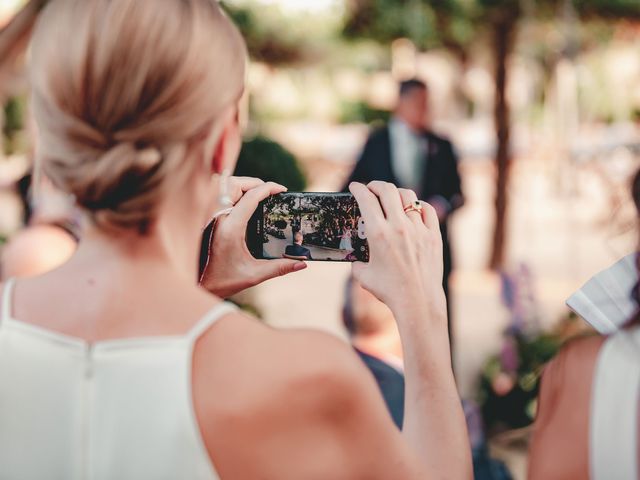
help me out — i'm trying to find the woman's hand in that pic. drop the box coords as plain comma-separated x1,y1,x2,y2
349,181,447,327
349,182,471,479
200,177,307,298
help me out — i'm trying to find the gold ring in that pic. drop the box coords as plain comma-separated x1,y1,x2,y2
403,200,423,214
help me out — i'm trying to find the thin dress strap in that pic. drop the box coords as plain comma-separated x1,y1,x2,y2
1,278,16,324
590,327,640,480
187,301,238,341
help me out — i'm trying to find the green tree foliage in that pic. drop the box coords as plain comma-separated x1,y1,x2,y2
221,1,346,66
234,136,307,191
2,95,26,155
343,0,439,48
344,0,639,46
222,2,308,65
339,100,391,125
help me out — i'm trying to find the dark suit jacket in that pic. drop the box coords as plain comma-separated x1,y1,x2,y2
355,348,405,429
346,126,463,215
284,244,312,260
344,125,463,284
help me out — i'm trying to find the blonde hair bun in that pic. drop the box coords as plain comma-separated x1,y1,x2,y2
75,143,162,210
30,0,247,233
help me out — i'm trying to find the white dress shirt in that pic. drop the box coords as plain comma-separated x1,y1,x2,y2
388,117,427,194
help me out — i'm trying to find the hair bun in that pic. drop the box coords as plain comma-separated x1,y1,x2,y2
31,0,247,233
75,141,164,213
108,142,162,171
132,145,162,170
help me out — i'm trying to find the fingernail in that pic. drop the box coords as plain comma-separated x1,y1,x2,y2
293,262,307,272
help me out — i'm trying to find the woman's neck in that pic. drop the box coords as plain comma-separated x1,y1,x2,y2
71,207,204,284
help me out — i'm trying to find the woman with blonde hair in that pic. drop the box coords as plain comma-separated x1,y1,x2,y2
0,1,471,478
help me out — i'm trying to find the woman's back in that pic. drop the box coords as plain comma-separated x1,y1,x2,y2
0,268,428,480
529,327,640,479
0,278,234,479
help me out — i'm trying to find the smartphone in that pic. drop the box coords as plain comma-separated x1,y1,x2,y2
246,192,369,262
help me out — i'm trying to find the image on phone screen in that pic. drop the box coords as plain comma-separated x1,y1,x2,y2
246,193,369,262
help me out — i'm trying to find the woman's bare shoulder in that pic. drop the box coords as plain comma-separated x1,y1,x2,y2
545,334,606,386
193,315,384,478
194,313,365,398
1,225,76,280
537,333,606,419
528,334,606,480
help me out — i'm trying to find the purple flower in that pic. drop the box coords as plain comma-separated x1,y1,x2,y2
500,336,519,373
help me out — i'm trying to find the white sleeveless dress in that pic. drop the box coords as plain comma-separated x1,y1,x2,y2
0,278,236,480
591,325,640,479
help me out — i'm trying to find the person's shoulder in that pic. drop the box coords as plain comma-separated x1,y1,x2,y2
538,333,605,416
1,224,76,279
267,328,370,415
546,333,605,379
270,328,367,393
197,323,407,478
195,320,369,432
5,224,76,252
249,328,377,441
197,317,366,404
529,334,604,479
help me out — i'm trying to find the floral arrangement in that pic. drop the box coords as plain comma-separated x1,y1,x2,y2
476,265,582,435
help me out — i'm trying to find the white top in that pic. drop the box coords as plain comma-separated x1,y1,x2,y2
590,325,640,479
0,278,236,480
388,118,427,194
567,254,637,335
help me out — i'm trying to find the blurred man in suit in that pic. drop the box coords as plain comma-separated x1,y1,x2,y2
284,231,312,260
344,78,463,350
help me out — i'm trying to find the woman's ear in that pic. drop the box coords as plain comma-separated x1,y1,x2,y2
211,132,225,174
211,106,241,175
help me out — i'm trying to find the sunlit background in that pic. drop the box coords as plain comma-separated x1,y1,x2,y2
1,1,639,477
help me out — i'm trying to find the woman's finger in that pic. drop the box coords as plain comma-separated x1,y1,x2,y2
225,182,287,231
351,261,368,284
256,259,307,282
349,182,384,229
366,181,405,223
233,176,268,192
398,188,422,226
421,201,441,232
227,177,265,204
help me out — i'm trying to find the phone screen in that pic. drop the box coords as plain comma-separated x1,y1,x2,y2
248,193,369,262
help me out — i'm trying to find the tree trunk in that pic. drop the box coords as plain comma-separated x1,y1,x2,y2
489,15,517,270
